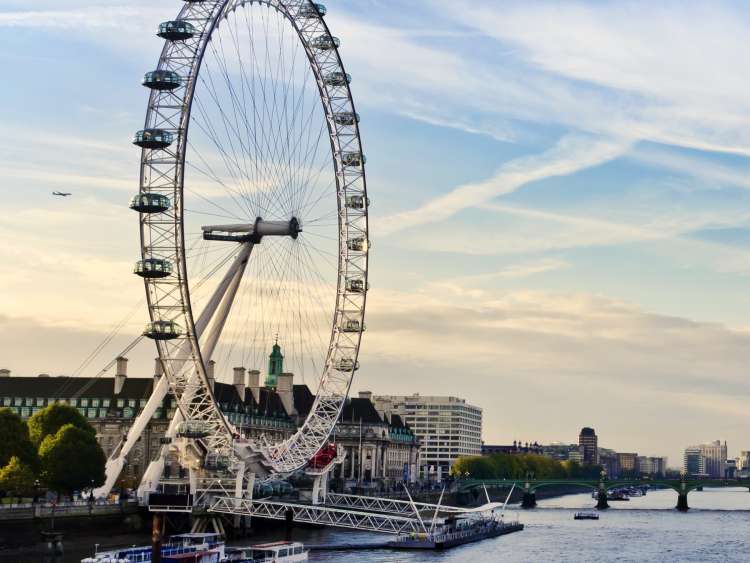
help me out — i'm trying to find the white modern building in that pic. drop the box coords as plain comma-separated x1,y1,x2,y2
372,393,482,480
683,440,727,478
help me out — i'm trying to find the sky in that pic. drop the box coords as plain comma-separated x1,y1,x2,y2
1,0,750,467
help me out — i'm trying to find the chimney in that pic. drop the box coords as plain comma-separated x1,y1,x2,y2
206,360,216,392
115,356,128,395
247,369,261,404
276,372,295,416
233,367,246,400
0,369,9,377
358,390,372,402
153,358,163,387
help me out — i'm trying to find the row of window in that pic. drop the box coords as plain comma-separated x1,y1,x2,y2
0,396,149,409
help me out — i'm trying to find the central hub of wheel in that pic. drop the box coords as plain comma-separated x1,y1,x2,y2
202,217,301,243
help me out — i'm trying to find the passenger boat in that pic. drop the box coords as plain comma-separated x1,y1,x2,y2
574,511,599,520
387,483,523,550
82,534,307,563
388,515,523,550
82,533,225,562
225,541,308,562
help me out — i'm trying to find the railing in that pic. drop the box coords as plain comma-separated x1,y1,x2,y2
0,500,137,520
210,496,424,535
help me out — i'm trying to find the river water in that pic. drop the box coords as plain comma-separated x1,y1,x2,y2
7,487,750,562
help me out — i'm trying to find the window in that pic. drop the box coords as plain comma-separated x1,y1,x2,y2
80,398,89,407
36,397,45,406
128,399,136,408
92,399,100,407
123,407,134,418
139,399,147,407
2,397,9,406
25,397,33,406
116,399,124,408
102,399,110,408
87,408,97,419
21,407,30,417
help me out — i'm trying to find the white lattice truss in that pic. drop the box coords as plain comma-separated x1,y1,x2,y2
96,0,369,500
210,497,424,535
324,493,468,515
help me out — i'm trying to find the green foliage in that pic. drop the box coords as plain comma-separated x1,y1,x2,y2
39,424,105,494
451,453,603,480
0,408,38,469
0,456,36,499
28,403,95,447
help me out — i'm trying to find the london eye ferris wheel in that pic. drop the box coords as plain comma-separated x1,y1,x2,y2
130,0,369,478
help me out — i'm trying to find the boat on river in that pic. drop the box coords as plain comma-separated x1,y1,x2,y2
81,534,307,563
574,511,599,520
388,515,523,550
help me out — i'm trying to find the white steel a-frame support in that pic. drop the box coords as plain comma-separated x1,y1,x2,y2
95,243,253,499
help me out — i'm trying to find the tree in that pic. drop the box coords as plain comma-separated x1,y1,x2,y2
28,403,95,448
0,456,36,504
0,408,37,469
39,424,105,496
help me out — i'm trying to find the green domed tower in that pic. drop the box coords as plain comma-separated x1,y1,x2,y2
265,338,284,387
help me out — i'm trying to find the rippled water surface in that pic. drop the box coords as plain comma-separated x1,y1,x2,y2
7,487,750,562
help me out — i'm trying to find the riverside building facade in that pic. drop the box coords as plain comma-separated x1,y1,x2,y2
0,348,420,492
372,393,482,480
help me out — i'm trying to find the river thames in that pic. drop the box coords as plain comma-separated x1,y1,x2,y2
7,487,750,562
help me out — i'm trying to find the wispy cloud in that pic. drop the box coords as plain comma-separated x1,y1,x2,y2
378,133,630,235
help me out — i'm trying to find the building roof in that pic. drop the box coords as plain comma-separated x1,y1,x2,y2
292,384,315,418
341,397,384,424
0,376,154,400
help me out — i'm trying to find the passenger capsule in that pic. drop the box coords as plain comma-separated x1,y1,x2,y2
347,237,369,252
333,358,359,372
298,3,326,18
340,319,364,333
340,152,365,167
345,278,368,293
143,320,182,340
345,195,369,210
333,112,360,126
309,35,340,51
129,193,171,213
204,454,230,471
133,129,174,149
142,70,181,90
158,20,196,41
134,258,173,279
176,421,212,439
323,72,351,87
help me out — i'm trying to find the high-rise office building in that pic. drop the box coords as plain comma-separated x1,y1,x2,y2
684,440,726,478
372,393,482,479
578,427,599,465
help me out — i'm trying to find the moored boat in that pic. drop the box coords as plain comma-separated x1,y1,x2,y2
574,511,599,520
82,533,225,563
225,541,308,562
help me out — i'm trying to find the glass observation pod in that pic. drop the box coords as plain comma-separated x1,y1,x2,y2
204,454,230,471
345,278,368,293
323,72,351,87
340,152,366,167
333,358,359,372
345,194,369,210
340,319,365,333
129,193,171,213
309,35,340,51
298,3,326,18
176,421,212,439
133,129,174,149
134,258,173,279
142,70,182,91
333,112,360,126
157,20,196,41
143,320,182,341
347,237,369,252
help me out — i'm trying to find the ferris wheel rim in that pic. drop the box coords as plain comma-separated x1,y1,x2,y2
136,0,369,475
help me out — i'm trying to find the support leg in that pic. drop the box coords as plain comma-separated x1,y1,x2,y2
676,493,689,512
521,491,536,509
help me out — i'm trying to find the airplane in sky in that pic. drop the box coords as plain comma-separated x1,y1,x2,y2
52,191,72,197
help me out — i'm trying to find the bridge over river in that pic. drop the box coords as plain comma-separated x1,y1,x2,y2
457,477,750,511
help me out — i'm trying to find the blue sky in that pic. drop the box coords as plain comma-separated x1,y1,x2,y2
2,1,750,465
